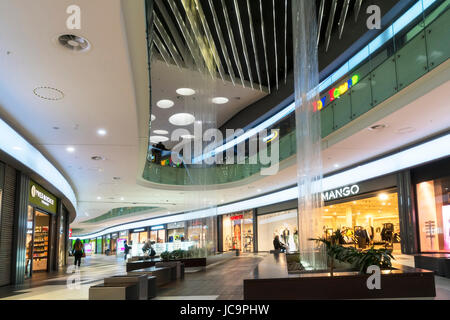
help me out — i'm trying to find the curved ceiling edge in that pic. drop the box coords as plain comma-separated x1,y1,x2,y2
0,118,77,209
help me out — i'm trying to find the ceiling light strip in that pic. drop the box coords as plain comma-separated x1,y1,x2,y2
153,14,184,68
325,0,338,52
73,133,449,240
233,0,254,90
247,0,263,91
317,0,326,46
221,0,246,87
259,0,271,93
153,32,174,66
354,0,363,22
0,118,77,209
192,0,436,164
273,0,279,91
338,0,351,39
208,0,237,86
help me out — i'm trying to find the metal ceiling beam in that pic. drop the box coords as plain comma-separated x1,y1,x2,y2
284,0,288,85
153,14,184,68
260,0,271,93
221,0,246,87
273,0,278,90
166,1,204,73
338,0,351,39
233,0,254,90
317,0,325,46
193,0,226,82
325,0,338,52
246,0,262,91
208,0,237,86
354,0,364,22
154,0,191,65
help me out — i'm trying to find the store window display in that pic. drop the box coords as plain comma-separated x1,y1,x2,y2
257,209,298,252
417,176,450,253
322,191,401,253
222,211,254,252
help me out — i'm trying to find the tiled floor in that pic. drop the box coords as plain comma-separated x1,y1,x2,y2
0,253,449,300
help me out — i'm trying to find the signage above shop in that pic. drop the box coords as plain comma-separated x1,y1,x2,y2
230,215,244,221
167,221,186,229
314,74,360,111
132,228,146,233
29,180,57,214
151,225,165,231
322,184,360,201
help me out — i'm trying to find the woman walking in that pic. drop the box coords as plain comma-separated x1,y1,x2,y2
72,238,84,268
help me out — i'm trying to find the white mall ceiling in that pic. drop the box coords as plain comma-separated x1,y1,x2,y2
0,0,448,235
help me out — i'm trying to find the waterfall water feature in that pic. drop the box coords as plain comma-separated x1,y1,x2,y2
292,0,326,270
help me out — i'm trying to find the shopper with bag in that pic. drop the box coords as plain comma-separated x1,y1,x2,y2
72,238,84,268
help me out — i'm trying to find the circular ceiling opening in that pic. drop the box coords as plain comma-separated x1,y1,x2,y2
150,136,170,144
58,34,91,52
176,88,196,96
157,99,175,109
153,130,169,135
212,97,229,104
33,87,64,101
169,113,195,126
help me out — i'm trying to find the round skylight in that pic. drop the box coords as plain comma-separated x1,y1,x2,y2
212,97,229,104
176,88,196,96
156,99,174,109
153,130,169,135
169,113,195,126
150,136,169,144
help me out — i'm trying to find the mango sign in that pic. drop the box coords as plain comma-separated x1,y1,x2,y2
313,74,360,111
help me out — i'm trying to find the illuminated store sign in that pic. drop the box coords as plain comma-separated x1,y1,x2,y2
322,184,360,201
314,74,360,111
151,225,165,231
230,215,244,221
29,180,57,214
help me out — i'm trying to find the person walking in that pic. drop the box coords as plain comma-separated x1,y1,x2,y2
72,238,84,268
124,240,130,261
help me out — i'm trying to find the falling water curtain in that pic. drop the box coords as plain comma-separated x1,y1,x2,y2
292,0,326,270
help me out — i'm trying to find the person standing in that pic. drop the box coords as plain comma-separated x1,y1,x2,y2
72,238,84,268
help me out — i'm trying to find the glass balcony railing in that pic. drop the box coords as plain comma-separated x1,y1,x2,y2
143,0,449,186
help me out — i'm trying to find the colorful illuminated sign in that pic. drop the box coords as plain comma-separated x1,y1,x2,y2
314,74,360,111
230,215,244,221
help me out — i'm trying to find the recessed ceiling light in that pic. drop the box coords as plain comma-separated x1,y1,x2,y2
113,177,121,181
33,87,64,101
96,196,102,200
120,197,125,201
153,130,169,135
66,146,75,153
176,88,196,96
334,164,340,168
181,134,195,139
378,193,389,201
212,97,229,104
368,124,388,131
150,136,170,144
151,114,156,121
97,129,107,136
13,146,22,151
157,99,174,109
58,34,91,52
396,126,416,134
169,113,195,126
91,156,106,161
53,126,60,130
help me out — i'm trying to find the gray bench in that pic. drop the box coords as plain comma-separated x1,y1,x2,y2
103,275,148,300
128,266,172,287
155,261,184,280
89,283,139,300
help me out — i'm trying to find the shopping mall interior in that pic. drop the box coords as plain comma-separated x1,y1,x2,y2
0,0,449,304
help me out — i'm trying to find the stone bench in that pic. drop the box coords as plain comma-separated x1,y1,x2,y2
128,266,173,287
89,283,139,300
103,275,148,300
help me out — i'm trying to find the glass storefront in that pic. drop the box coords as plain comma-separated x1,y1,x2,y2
416,176,450,253
186,217,217,256
321,190,401,253
222,211,254,252
257,209,298,252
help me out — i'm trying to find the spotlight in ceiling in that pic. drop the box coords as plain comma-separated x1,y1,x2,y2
150,136,169,144
66,146,75,153
33,86,64,101
378,193,389,201
157,99,174,109
58,34,90,52
181,134,195,139
176,88,196,96
368,124,387,131
212,97,229,104
96,196,102,200
97,128,107,136
153,130,169,135
334,164,340,168
151,114,156,121
91,156,106,161
169,113,195,126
